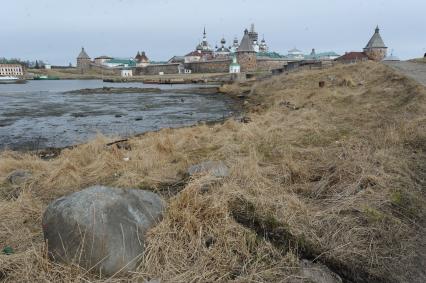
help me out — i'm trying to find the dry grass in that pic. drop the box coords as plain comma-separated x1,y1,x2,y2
409,57,426,64
1,61,425,282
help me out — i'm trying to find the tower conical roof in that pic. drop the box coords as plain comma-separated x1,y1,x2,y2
136,51,149,62
365,26,387,49
237,29,254,52
77,47,90,59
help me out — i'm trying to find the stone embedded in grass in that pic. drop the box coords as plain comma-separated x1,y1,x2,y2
187,161,229,178
6,170,31,185
42,186,165,276
300,260,342,283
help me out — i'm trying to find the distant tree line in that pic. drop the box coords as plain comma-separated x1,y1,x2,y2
0,57,46,68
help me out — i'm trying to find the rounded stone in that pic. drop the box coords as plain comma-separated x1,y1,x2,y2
42,186,165,276
6,170,32,185
187,161,229,178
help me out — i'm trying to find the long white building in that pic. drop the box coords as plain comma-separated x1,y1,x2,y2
0,64,24,76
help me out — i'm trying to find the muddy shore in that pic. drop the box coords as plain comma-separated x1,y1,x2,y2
0,80,244,152
64,86,221,95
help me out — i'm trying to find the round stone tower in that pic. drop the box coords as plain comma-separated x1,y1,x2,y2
363,26,387,61
236,29,257,72
77,47,91,71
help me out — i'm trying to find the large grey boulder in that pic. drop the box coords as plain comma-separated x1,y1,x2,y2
187,161,229,178
42,186,165,276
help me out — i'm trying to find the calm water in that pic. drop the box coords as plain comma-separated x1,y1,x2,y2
0,80,237,150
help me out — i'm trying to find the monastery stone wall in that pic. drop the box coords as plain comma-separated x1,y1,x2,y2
185,59,230,73
131,57,292,75
257,59,288,71
135,64,180,75
88,63,118,75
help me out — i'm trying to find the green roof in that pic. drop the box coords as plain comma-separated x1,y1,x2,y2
304,51,340,60
257,52,286,59
317,51,340,56
105,58,136,66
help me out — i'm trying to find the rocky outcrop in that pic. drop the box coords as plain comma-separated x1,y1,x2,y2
42,186,164,276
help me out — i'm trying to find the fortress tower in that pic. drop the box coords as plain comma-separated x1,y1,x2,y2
363,26,387,61
76,47,91,71
236,29,257,72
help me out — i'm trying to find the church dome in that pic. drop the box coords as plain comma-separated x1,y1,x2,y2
216,46,230,53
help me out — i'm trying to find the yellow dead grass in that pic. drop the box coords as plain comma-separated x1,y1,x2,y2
1,61,425,282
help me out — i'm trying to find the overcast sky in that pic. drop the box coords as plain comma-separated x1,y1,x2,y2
1,0,425,65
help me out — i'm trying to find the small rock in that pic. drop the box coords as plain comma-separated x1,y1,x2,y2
6,170,31,185
187,161,229,178
240,116,252,123
205,236,215,248
300,260,342,283
42,186,165,276
279,101,300,110
115,141,131,150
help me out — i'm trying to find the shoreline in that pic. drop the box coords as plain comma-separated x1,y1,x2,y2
16,109,246,160
63,86,222,95
26,68,232,82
